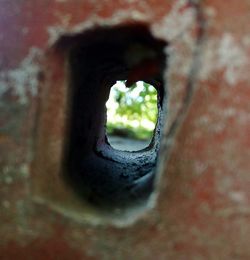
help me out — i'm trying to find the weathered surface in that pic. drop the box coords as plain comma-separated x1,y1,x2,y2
0,0,250,259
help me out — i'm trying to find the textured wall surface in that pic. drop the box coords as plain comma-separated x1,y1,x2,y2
1,0,250,259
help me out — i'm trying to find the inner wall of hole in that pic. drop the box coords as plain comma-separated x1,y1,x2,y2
63,25,167,210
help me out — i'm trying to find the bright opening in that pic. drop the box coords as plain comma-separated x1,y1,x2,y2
106,80,158,151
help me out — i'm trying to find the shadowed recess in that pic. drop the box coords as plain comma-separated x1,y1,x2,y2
63,24,167,211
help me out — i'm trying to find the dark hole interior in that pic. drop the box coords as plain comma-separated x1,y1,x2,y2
63,24,167,211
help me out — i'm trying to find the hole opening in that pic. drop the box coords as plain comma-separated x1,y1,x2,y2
62,24,167,211
105,80,158,152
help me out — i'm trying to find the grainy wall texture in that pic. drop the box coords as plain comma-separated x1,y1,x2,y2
1,0,250,259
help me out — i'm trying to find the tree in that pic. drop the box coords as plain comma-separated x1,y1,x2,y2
106,81,158,140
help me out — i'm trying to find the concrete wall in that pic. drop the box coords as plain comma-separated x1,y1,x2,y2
1,0,250,259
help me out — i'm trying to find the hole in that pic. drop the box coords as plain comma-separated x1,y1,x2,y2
63,24,167,212
106,80,158,151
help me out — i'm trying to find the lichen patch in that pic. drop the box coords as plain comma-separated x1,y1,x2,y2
0,48,43,105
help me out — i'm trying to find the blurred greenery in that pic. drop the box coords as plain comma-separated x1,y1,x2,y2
106,81,158,140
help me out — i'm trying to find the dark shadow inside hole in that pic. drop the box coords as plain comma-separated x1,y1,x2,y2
62,24,167,211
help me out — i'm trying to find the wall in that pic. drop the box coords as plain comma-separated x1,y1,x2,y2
1,0,250,259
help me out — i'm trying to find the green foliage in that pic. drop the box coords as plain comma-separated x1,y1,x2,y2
106,81,158,140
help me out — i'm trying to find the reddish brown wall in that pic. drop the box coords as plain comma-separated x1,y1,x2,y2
1,0,250,259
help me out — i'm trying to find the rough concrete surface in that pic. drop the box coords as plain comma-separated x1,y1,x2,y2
1,0,250,259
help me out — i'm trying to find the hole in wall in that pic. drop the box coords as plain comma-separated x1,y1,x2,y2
62,24,167,212
106,80,158,152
